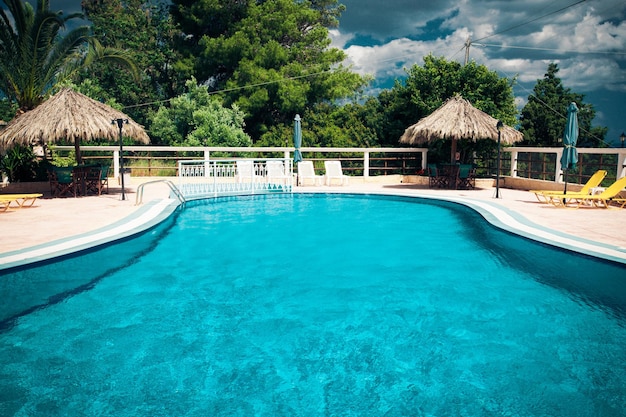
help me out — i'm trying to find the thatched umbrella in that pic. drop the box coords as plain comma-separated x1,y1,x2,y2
0,88,149,163
399,95,523,163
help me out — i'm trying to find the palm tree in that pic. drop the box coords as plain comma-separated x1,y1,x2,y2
0,0,138,114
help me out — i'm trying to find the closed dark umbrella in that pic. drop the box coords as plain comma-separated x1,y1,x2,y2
293,114,303,185
560,102,579,194
293,114,303,164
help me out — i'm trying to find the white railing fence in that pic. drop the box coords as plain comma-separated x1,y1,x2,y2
52,145,626,185
505,147,626,183
52,146,427,178
177,158,293,199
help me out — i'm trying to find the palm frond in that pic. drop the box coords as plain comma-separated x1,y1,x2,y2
83,39,140,81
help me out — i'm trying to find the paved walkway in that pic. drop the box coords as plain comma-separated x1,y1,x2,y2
1,178,625,262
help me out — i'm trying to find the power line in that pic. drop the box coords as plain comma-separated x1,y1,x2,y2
123,70,332,110
472,0,588,43
474,42,626,56
491,65,612,147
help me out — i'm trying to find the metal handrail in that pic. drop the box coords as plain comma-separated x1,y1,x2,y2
135,179,186,206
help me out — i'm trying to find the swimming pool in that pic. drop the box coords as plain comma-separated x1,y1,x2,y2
1,194,625,416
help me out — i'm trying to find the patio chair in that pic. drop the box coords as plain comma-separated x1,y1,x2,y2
0,193,43,211
236,160,262,183
324,161,349,186
85,165,109,195
48,167,76,198
456,164,476,189
530,169,607,203
266,160,290,186
297,161,322,186
99,166,110,194
439,163,459,189
427,164,443,188
549,176,626,208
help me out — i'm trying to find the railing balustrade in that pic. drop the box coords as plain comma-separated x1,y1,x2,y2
51,145,626,186
177,158,293,199
505,147,626,184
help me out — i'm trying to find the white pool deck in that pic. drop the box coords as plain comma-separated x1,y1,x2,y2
1,177,626,269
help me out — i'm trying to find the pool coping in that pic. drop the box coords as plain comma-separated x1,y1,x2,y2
299,190,626,266
0,198,180,271
407,193,626,265
1,190,625,271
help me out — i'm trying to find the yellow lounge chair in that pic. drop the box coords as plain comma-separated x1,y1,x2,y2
0,193,43,211
530,169,607,202
549,176,626,208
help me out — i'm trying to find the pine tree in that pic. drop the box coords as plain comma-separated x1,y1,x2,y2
520,63,606,147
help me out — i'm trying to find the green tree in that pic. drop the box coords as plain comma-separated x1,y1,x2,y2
149,78,252,147
79,0,187,126
520,63,607,147
0,99,17,122
257,101,379,148
377,55,518,147
170,0,368,141
0,0,137,114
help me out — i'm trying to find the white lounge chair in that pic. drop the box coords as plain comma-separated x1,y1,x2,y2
324,160,349,186
297,161,322,186
266,160,290,185
236,160,262,183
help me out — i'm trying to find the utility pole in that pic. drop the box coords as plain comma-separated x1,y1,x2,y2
464,37,471,65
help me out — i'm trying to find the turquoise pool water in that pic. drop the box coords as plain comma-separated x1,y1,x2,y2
1,194,625,416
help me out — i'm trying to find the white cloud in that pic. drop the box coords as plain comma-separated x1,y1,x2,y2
336,0,626,97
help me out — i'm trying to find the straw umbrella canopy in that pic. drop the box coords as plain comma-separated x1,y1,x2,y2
0,88,149,163
399,95,523,163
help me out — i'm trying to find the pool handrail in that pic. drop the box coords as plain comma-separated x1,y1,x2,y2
135,179,186,206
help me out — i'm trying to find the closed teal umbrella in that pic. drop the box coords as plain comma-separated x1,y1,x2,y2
293,114,303,164
560,102,579,194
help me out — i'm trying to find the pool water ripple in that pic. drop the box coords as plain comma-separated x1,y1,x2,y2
1,194,625,416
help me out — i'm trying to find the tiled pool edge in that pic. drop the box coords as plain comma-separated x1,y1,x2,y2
373,190,626,265
0,199,181,271
298,189,626,265
2,190,624,270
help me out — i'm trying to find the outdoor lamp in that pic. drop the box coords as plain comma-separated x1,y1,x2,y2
495,120,503,198
112,118,129,200
620,132,625,148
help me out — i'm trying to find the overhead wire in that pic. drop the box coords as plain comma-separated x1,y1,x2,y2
472,0,588,43
473,43,626,56
120,0,621,147
463,0,619,147
122,69,334,109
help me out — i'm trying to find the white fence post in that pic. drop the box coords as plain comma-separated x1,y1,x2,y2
363,151,370,177
204,149,210,178
618,151,626,178
556,149,564,183
510,150,518,177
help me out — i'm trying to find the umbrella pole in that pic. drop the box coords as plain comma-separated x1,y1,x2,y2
450,139,457,164
112,118,128,201
74,138,82,165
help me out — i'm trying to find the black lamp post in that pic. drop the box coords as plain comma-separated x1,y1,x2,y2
112,118,129,200
494,120,503,199
621,132,625,148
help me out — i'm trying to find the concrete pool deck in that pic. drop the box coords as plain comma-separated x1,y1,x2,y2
1,177,626,267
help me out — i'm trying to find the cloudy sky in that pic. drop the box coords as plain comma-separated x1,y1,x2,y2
333,0,626,146
11,0,626,145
